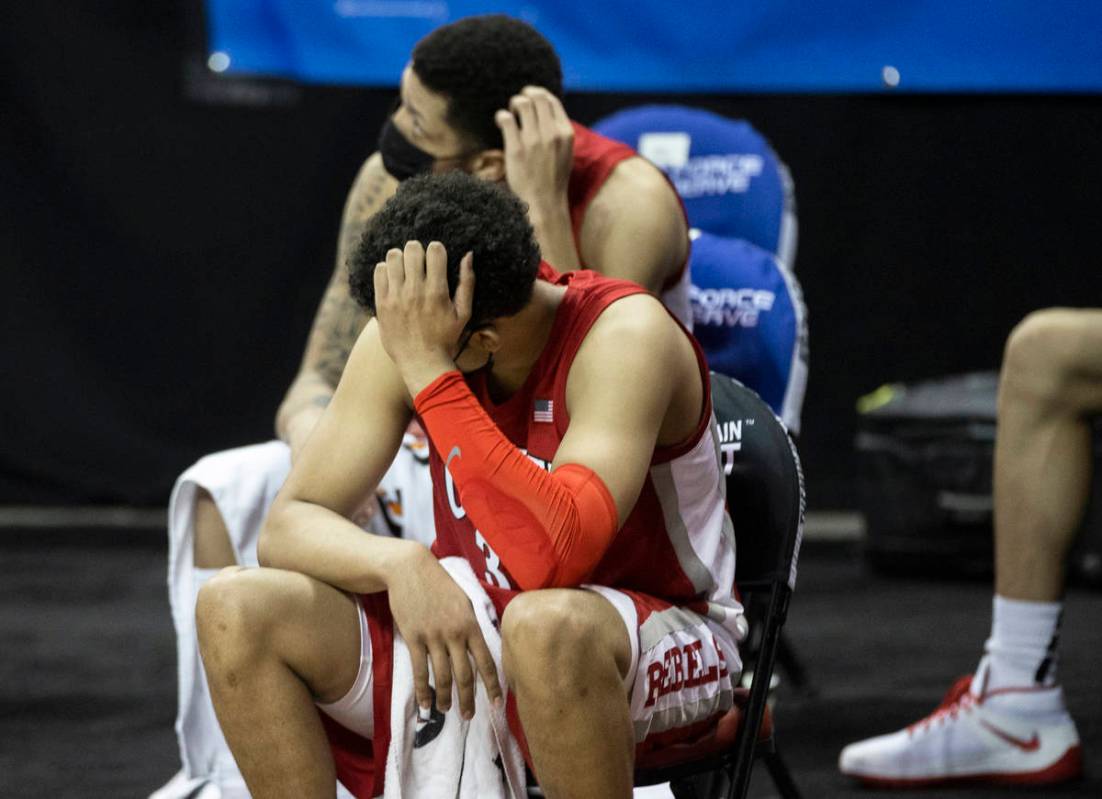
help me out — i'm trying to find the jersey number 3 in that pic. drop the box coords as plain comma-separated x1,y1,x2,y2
445,464,509,587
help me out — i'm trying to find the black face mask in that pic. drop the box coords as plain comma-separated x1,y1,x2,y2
377,116,436,181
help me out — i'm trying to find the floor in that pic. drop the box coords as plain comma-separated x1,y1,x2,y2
1,532,1099,798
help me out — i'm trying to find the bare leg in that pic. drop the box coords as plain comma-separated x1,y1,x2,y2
196,567,363,798
193,488,238,568
501,589,635,799
994,308,1102,601
836,309,1099,786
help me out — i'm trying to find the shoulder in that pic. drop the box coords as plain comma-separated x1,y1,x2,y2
360,151,389,180
345,153,399,216
587,156,682,225
563,291,694,428
350,152,390,190
337,153,400,263
579,156,688,285
574,293,682,370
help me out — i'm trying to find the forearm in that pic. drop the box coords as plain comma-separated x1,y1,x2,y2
528,198,582,273
414,372,617,589
259,497,425,594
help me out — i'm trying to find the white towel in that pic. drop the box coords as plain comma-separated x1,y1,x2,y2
383,557,526,799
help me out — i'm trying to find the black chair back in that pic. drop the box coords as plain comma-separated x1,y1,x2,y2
708,372,805,798
711,372,804,593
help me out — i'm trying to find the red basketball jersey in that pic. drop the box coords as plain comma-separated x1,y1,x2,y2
568,122,637,242
425,269,742,636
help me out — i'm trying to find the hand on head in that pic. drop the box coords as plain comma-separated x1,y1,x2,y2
494,86,574,207
372,240,476,396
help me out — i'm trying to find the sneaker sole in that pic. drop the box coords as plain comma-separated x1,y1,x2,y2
845,744,1082,789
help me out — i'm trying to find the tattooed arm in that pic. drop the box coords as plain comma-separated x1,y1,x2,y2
275,152,398,460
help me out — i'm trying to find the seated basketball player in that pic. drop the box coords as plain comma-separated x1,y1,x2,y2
156,16,691,798
196,173,742,798
839,309,1095,786
278,13,690,463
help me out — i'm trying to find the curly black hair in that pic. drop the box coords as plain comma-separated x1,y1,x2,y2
412,15,563,150
349,172,541,327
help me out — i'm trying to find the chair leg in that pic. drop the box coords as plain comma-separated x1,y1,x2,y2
761,746,802,799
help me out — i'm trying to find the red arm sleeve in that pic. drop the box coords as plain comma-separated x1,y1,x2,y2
414,370,619,590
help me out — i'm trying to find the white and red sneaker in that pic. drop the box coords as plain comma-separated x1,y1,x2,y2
838,667,1082,788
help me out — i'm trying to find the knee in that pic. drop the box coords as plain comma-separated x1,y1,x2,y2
195,567,267,673
1001,309,1082,402
501,591,607,691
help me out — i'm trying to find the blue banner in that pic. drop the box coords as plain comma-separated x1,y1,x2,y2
204,1,1102,92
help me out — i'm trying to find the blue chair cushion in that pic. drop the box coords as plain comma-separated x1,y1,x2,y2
690,232,807,434
594,105,795,264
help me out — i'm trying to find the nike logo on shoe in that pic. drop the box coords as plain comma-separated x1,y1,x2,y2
979,719,1040,751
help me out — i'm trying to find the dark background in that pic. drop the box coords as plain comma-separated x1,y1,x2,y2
3,2,1101,509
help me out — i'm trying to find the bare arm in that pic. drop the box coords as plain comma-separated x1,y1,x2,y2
554,294,698,519
264,316,504,715
261,320,414,593
494,88,688,290
527,194,582,274
495,88,583,274
402,287,700,589
274,152,398,457
577,157,689,294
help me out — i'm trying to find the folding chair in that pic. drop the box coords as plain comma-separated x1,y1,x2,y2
593,105,798,271
631,373,805,799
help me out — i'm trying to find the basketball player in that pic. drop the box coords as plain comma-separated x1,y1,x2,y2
196,172,742,798
154,16,691,798
839,309,1097,786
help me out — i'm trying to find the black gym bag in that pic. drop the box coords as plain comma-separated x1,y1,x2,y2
855,372,1102,587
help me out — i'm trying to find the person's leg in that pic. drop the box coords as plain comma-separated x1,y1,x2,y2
839,308,1101,786
158,439,432,799
161,490,242,798
193,488,238,569
157,442,295,799
983,309,1102,691
994,308,1102,600
501,589,635,799
196,566,363,798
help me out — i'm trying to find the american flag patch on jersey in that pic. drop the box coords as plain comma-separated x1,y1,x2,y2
533,399,554,423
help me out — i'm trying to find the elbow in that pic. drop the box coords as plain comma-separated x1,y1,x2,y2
256,521,276,569
513,574,554,592
507,557,560,592
511,558,594,592
273,399,293,441
273,387,306,442
502,507,615,590
513,575,561,592
256,502,289,569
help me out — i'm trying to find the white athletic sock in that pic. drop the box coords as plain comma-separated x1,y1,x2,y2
981,594,1063,692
